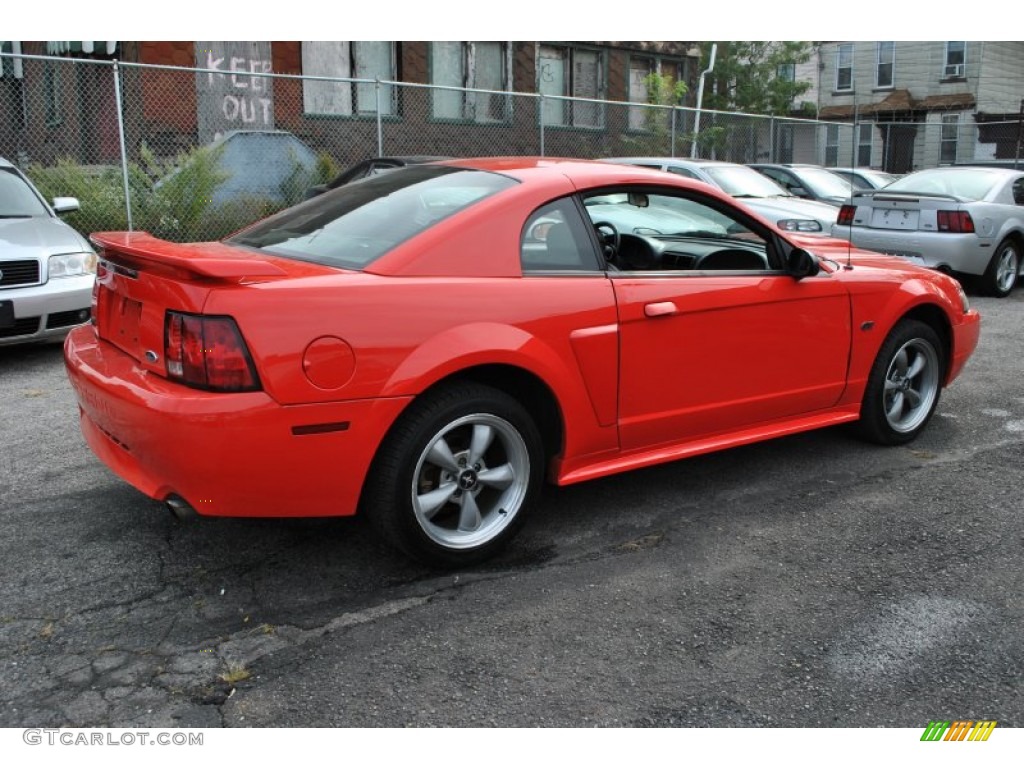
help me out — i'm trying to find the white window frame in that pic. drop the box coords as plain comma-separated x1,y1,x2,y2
430,42,512,123
876,42,894,88
944,42,966,78
940,113,960,164
302,42,396,117
538,44,605,128
835,43,853,92
857,122,873,166
825,124,840,166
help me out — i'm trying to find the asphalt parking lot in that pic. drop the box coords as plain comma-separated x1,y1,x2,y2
0,290,1021,729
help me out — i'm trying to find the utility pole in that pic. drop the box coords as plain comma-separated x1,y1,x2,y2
690,43,717,159
1015,99,1023,170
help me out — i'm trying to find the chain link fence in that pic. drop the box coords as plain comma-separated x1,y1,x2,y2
3,52,1022,243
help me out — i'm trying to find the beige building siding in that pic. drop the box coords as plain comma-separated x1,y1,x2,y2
976,42,1024,113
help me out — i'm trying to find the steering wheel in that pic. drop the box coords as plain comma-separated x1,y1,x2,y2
592,221,621,264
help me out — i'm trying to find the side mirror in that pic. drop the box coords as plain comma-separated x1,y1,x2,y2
789,185,809,198
787,248,820,279
305,184,327,200
52,197,80,214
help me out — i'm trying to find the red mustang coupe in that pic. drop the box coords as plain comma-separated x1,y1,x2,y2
65,158,981,566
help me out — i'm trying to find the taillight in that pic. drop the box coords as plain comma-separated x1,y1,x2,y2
164,311,260,392
837,204,856,226
90,259,109,325
936,210,975,233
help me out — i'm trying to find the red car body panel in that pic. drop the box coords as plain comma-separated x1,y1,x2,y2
64,158,981,520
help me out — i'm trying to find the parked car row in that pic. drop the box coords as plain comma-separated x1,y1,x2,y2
602,157,841,235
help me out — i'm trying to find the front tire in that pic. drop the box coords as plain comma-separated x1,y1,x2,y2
856,319,945,445
363,382,544,568
981,238,1020,298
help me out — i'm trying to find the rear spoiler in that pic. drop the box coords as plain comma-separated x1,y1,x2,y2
90,232,287,279
863,192,962,204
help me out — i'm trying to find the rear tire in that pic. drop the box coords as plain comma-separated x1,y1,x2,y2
981,238,1019,298
855,319,945,445
362,382,544,568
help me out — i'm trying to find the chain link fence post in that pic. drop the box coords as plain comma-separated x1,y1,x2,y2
375,79,384,156
538,94,545,157
112,60,133,231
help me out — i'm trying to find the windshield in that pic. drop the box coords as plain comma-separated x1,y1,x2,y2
794,167,855,199
584,193,732,237
0,167,50,218
704,165,791,198
884,169,999,201
862,170,898,188
228,166,517,269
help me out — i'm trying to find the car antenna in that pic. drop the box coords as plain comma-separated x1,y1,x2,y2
846,192,854,270
844,155,854,270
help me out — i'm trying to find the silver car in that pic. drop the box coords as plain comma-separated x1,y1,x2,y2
1,157,95,346
602,157,839,235
832,166,1024,297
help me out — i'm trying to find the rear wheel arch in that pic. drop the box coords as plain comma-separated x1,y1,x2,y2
359,364,565,509
442,364,565,462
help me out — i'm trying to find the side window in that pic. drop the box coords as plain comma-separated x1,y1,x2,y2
667,167,702,181
521,198,600,272
581,187,772,273
1013,179,1024,206
761,168,794,191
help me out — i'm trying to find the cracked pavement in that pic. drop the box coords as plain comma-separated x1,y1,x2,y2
0,291,1021,727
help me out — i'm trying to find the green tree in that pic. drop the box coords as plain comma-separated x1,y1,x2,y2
699,42,813,116
620,71,689,156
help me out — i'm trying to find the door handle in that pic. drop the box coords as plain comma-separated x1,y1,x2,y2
644,301,677,318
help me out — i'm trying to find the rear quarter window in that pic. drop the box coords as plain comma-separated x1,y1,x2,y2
227,166,518,269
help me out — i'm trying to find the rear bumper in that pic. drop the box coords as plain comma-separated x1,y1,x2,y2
832,228,992,276
64,325,412,518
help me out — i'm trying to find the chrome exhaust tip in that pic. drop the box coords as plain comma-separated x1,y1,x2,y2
166,495,199,522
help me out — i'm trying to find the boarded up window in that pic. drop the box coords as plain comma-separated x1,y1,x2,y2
538,46,567,126
432,42,465,119
302,41,395,117
628,59,652,130
470,42,506,122
538,45,603,128
431,42,510,122
572,49,600,128
303,41,352,116
353,42,394,116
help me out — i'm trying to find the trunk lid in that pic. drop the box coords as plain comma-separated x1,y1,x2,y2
89,232,336,373
850,192,966,233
